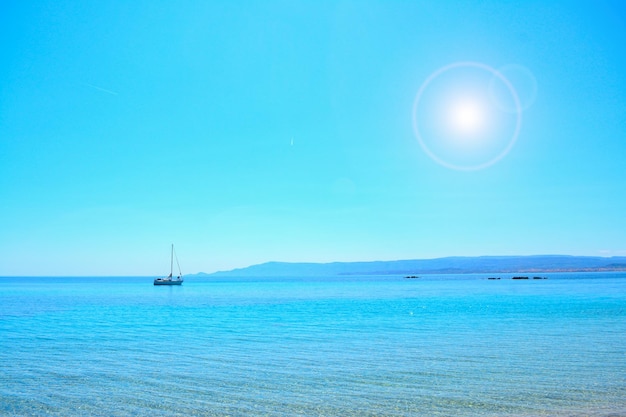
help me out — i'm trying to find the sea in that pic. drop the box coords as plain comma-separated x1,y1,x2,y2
1,272,625,416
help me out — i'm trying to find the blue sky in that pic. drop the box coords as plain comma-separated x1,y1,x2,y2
1,1,626,275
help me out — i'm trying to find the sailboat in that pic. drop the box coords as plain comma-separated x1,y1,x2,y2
154,244,184,286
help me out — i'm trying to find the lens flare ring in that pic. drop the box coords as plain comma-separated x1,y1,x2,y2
412,62,522,171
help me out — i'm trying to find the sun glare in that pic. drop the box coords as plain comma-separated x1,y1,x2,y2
412,61,522,170
449,99,485,135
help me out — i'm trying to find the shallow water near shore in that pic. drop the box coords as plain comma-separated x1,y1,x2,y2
1,272,625,416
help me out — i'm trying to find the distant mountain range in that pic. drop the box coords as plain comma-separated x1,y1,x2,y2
196,255,626,277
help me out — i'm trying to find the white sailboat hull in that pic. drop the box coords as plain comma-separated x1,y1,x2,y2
153,278,183,286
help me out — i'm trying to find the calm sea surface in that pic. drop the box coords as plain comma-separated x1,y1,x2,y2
1,273,625,416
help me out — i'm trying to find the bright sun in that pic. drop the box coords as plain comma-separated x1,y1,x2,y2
448,99,485,135
412,61,523,170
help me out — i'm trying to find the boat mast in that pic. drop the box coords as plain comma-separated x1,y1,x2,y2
170,244,174,277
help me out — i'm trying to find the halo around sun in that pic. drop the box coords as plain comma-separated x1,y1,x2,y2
412,62,522,171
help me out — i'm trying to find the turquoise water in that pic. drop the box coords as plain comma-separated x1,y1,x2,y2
1,273,625,416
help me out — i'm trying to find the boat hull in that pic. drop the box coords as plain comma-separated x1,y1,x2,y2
153,280,183,286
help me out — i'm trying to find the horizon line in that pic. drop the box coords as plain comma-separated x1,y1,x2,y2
5,253,626,278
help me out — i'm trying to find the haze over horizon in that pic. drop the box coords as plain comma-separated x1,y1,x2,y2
2,1,626,276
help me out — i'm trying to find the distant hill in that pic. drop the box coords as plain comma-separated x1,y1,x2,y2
205,255,626,277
